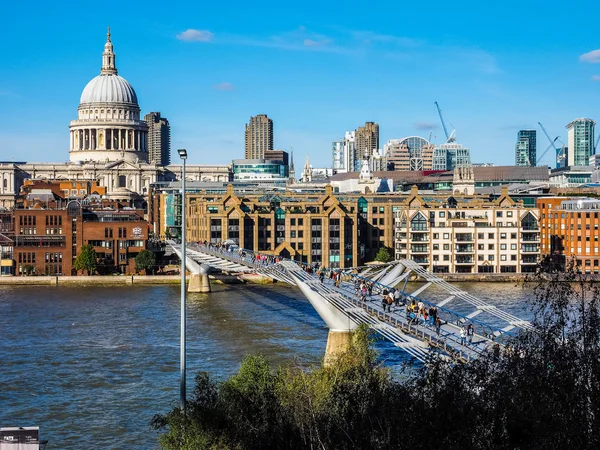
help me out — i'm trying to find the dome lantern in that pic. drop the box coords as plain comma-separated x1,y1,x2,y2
101,26,117,75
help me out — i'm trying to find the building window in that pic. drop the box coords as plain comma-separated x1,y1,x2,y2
500,233,507,239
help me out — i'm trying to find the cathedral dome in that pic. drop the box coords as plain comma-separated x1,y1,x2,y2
80,74,138,105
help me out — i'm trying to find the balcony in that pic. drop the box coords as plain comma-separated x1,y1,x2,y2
455,244,474,253
455,233,473,242
411,256,429,264
456,256,474,264
522,255,539,264
521,234,540,242
410,234,429,242
521,244,540,253
410,226,428,232
410,245,429,254
522,225,539,231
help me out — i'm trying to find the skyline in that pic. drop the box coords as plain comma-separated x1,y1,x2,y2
1,1,600,168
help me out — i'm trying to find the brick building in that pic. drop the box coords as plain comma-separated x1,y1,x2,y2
538,197,600,273
9,199,148,276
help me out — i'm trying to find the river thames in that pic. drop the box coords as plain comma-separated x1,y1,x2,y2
0,282,534,449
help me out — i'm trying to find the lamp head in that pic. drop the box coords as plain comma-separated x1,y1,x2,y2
178,148,188,160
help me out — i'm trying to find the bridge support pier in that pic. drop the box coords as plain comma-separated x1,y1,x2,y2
324,330,352,367
188,273,211,293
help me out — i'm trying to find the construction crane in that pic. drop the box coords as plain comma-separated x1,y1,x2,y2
538,122,562,168
537,137,559,165
434,102,456,143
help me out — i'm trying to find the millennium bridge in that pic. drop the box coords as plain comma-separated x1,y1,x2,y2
168,241,532,364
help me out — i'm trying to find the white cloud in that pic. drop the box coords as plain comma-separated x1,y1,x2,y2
580,49,600,63
176,29,214,42
592,75,600,81
413,121,439,130
213,82,234,91
304,38,332,48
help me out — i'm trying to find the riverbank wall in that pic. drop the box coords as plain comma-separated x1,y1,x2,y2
0,273,274,286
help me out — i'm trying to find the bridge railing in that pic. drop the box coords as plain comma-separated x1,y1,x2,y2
340,271,510,343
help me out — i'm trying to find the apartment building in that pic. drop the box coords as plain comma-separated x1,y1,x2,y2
244,114,273,159
394,186,540,273
538,197,600,273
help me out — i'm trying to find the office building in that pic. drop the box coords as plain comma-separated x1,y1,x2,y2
332,139,344,171
385,136,434,171
432,142,471,171
515,130,536,167
566,118,595,167
356,122,379,159
145,112,171,166
4,183,149,276
245,114,273,159
538,197,600,273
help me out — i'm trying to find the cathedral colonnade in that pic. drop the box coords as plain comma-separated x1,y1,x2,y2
71,128,147,152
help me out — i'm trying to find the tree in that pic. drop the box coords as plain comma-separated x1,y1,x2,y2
374,246,393,263
74,244,97,275
21,264,35,276
135,249,156,275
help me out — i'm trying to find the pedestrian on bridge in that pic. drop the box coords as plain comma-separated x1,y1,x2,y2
460,326,467,346
393,289,402,307
467,324,474,344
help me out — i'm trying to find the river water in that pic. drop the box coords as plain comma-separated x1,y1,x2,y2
0,282,534,449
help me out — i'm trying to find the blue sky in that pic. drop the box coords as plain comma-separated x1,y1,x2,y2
1,0,599,168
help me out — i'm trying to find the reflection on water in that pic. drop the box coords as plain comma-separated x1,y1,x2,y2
0,282,533,449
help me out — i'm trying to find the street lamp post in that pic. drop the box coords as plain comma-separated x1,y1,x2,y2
178,148,187,412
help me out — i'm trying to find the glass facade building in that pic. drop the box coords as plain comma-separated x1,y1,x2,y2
515,129,536,166
432,143,472,171
232,159,289,180
566,118,595,167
